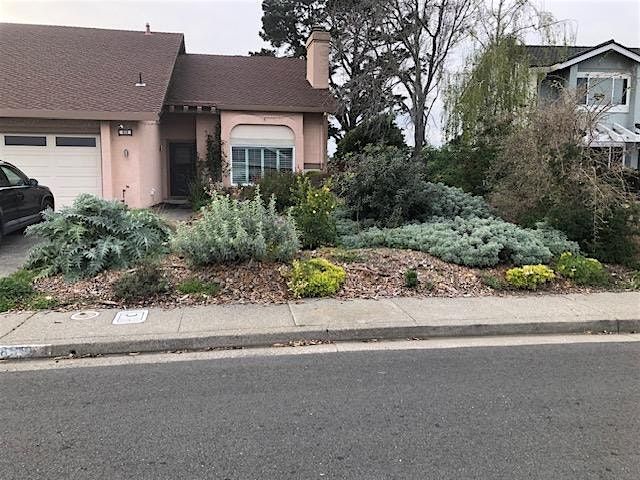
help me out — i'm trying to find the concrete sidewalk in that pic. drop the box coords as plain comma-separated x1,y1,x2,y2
1,292,638,360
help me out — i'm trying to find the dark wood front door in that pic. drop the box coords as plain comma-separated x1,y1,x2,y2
169,143,197,197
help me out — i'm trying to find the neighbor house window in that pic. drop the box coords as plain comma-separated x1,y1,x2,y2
577,73,630,111
55,136,97,147
231,146,294,185
4,135,46,146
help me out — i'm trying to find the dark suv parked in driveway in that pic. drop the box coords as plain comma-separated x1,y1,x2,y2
0,161,54,241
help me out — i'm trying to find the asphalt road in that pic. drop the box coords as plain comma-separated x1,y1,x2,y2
1,342,639,479
0,231,38,276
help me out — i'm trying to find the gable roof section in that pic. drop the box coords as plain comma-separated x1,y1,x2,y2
166,54,336,113
525,40,640,68
0,23,185,120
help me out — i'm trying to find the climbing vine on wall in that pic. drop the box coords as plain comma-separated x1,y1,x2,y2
207,117,227,183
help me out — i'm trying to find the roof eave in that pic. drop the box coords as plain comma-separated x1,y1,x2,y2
548,42,640,71
0,109,159,121
165,102,336,114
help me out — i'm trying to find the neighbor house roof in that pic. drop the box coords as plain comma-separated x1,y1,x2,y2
525,39,640,68
0,23,185,120
165,54,336,113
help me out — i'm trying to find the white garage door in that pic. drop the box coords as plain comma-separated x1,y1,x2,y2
0,133,102,208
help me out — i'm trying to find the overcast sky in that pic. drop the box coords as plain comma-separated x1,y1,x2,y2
2,0,639,145
2,0,639,55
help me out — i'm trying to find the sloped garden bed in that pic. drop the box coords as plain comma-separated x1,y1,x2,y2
30,247,638,312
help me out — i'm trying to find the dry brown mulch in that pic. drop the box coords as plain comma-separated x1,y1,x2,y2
33,248,638,311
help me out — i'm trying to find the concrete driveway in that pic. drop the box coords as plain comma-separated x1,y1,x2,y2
0,232,39,276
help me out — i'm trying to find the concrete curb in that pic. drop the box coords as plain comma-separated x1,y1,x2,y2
1,318,638,360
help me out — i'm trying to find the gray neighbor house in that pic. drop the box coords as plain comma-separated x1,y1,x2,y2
526,39,640,169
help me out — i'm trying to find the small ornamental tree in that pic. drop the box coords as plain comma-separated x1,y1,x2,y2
290,176,338,249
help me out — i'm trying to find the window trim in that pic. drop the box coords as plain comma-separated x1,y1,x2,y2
230,144,295,186
576,72,631,113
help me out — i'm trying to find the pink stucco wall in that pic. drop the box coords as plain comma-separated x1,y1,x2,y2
137,120,162,207
100,120,162,208
303,112,328,168
221,110,329,183
97,110,327,206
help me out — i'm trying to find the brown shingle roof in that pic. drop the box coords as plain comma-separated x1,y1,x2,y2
166,54,336,113
525,40,640,67
0,23,184,120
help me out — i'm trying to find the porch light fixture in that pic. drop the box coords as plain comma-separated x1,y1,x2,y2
117,124,133,136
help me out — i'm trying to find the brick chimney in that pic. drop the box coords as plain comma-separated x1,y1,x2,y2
306,26,330,89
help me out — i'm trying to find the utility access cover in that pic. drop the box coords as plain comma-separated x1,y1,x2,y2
112,309,148,325
70,311,100,320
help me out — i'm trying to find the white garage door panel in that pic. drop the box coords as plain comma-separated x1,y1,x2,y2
0,133,102,208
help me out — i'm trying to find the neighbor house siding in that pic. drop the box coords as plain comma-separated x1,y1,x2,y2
573,52,638,130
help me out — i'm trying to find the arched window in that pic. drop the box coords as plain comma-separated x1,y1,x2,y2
230,125,295,185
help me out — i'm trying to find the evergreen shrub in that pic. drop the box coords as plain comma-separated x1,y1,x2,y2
290,176,338,249
505,265,556,290
555,252,608,286
335,146,430,226
404,269,419,288
335,146,493,226
256,171,298,212
340,217,577,267
112,262,168,302
172,190,299,265
287,258,346,298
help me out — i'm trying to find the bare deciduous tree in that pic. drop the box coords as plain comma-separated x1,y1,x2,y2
444,0,574,144
381,0,479,157
490,88,637,251
473,0,573,48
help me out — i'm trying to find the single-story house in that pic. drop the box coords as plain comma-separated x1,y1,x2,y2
0,23,335,207
526,39,640,169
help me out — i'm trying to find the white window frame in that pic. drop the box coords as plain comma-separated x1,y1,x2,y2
576,72,631,113
230,145,296,186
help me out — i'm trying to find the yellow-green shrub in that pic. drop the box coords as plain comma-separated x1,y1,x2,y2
555,252,608,285
505,265,555,290
287,258,346,298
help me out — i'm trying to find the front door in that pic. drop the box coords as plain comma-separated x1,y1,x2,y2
169,143,197,197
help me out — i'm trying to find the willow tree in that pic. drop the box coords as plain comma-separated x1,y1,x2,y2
444,36,532,143
444,0,572,144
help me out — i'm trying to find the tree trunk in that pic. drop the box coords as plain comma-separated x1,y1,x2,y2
413,117,425,160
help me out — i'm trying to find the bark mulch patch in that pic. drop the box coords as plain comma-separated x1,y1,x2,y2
33,248,638,312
